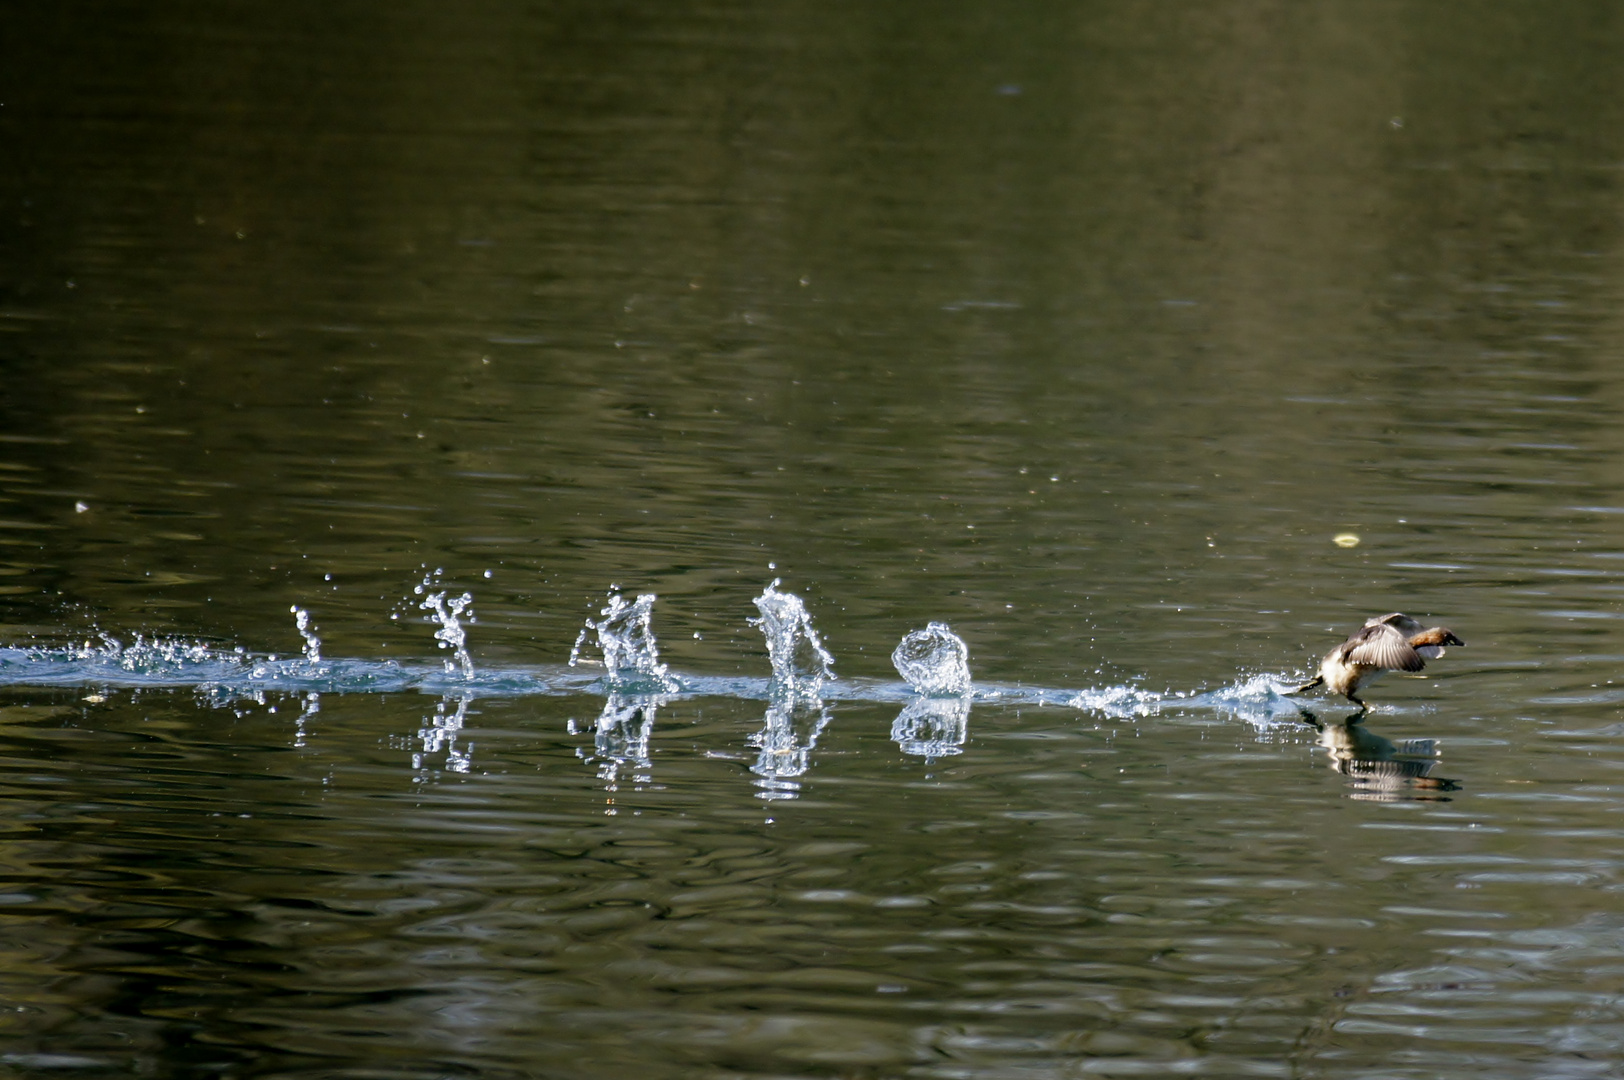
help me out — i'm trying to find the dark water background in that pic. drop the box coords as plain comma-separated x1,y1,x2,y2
5,3,1624,1077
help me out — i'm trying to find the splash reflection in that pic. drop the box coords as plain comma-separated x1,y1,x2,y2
572,693,664,800
891,695,970,761
294,691,320,749
748,700,831,800
415,694,473,775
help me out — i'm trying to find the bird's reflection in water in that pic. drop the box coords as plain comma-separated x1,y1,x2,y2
1298,708,1459,801
891,696,970,762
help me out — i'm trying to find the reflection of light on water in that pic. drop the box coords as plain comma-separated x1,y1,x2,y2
415,694,473,774
891,696,969,761
749,701,831,800
570,590,678,693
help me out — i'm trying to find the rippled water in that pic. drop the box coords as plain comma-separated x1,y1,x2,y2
5,2,1624,1077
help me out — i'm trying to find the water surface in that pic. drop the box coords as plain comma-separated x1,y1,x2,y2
3,2,1624,1077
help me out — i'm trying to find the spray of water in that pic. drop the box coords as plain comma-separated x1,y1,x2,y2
1184,675,1306,728
290,606,322,664
750,579,835,702
892,622,972,696
413,570,474,680
1065,685,1162,719
570,590,678,693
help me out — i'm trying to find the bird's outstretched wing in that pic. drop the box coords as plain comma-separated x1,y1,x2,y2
1340,623,1425,672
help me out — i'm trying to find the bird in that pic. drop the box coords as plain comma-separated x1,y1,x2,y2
1291,613,1465,710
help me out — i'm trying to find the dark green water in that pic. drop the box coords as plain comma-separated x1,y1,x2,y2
4,3,1624,1077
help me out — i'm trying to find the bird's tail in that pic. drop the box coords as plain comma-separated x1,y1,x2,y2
1286,674,1324,696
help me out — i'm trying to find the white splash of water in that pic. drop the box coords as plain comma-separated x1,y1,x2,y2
414,570,474,679
1064,684,1163,719
86,633,223,672
892,622,972,696
570,590,678,693
1189,675,1306,729
750,579,835,702
414,694,472,774
290,605,321,664
891,696,970,760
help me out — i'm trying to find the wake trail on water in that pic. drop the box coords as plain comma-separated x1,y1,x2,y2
0,611,1312,729
0,579,1368,789
0,633,1305,724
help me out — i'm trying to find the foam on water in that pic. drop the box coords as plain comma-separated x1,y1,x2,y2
892,622,972,696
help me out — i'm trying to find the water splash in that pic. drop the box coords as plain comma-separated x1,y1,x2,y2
1185,675,1308,728
1065,684,1163,719
891,696,970,761
89,633,231,674
414,694,473,774
290,606,321,664
892,622,971,696
748,701,831,799
570,590,679,693
413,570,474,680
750,579,835,703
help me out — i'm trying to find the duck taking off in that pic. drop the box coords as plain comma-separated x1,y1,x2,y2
1292,613,1465,710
